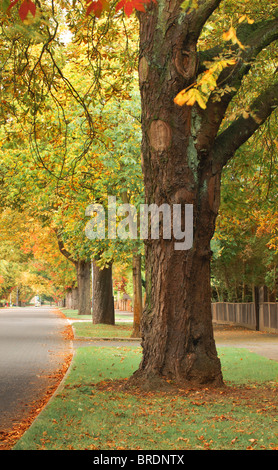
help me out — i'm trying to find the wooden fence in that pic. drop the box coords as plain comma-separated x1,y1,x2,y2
259,303,278,333
212,301,278,334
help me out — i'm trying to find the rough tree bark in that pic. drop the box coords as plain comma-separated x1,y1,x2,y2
77,260,92,315
130,1,278,389
92,261,115,325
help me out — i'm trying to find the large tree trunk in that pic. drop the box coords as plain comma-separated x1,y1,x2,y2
131,2,224,388
92,261,115,325
77,260,91,315
131,253,142,338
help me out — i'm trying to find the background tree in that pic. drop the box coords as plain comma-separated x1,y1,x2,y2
212,117,278,302
0,17,144,320
0,209,76,305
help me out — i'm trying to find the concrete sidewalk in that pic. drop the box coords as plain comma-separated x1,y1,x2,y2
213,324,278,361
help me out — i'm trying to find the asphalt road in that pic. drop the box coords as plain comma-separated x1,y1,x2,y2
0,306,72,431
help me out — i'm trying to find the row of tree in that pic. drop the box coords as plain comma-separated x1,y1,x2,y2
2,117,277,310
0,0,277,388
0,12,145,335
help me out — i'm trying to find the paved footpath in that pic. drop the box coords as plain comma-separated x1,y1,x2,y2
0,306,72,433
213,324,278,361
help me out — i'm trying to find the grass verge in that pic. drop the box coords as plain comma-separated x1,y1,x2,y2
72,322,134,339
59,309,90,320
13,345,278,450
59,308,134,338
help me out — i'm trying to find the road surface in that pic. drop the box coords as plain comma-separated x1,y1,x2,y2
0,306,72,432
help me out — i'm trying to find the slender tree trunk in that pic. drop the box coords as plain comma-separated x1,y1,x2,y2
92,261,115,325
77,260,91,315
131,254,143,338
117,290,121,309
131,2,224,388
215,286,221,303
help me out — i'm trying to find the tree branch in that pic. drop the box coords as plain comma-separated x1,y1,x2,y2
55,230,77,266
212,81,278,171
195,16,278,153
188,0,223,40
197,17,278,75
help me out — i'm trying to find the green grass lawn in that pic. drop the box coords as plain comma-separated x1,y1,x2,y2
59,307,134,338
60,308,133,322
14,345,278,451
72,322,134,338
59,309,91,320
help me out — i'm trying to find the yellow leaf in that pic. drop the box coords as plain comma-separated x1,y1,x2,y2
242,110,249,119
186,96,197,106
226,59,237,66
195,91,207,109
223,26,245,49
174,90,188,106
238,15,246,23
223,26,236,41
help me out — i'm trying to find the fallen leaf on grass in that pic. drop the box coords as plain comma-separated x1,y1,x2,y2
177,437,189,443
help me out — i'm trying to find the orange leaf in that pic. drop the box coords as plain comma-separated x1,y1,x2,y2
18,0,36,21
85,0,109,17
116,0,156,17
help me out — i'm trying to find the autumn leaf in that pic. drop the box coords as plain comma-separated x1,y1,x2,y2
8,0,156,21
18,0,36,21
85,0,109,17
116,0,156,17
174,58,236,108
238,14,254,25
86,0,158,18
223,26,245,49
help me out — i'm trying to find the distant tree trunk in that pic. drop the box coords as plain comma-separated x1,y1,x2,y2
56,234,91,315
77,260,91,315
131,254,142,338
92,261,115,325
65,289,72,309
66,286,79,310
71,287,79,310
